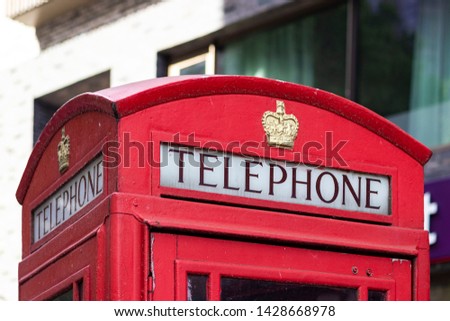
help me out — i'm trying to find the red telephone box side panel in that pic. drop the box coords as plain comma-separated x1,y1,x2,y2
19,237,97,300
20,112,117,257
30,266,91,301
21,111,116,204
18,198,109,285
19,197,150,301
16,93,115,204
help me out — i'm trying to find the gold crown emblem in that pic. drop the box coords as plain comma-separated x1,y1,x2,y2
262,100,299,148
57,127,70,174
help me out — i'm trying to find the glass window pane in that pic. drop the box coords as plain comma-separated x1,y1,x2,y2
388,0,450,148
187,274,208,301
180,61,206,75
220,4,347,96
50,288,73,301
77,280,84,301
358,0,418,117
220,277,357,301
368,290,387,301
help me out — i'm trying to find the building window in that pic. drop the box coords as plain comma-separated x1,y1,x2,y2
168,45,216,76
33,71,110,145
218,3,347,98
363,0,450,148
396,0,450,148
357,0,418,117
161,0,450,148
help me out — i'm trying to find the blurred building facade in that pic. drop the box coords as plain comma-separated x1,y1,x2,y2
0,0,449,300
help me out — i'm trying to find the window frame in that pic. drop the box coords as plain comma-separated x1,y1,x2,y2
152,233,412,301
33,266,90,301
168,44,216,76
159,0,353,94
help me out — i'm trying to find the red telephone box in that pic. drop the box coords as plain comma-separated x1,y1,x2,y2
17,75,431,300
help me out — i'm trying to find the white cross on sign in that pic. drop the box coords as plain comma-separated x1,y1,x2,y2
424,192,438,245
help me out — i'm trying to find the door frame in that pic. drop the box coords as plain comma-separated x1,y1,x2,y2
152,233,412,301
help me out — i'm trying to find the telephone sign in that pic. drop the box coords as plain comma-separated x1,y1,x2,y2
160,144,391,214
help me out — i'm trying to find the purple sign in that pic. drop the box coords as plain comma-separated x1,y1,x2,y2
425,177,450,263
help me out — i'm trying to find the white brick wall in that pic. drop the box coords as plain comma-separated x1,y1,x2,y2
0,66,34,300
0,0,39,300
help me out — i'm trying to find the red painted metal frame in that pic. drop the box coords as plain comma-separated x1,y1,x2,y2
19,196,151,301
111,194,427,258
110,193,429,300
16,76,431,301
31,266,90,301
20,237,96,301
169,234,411,301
